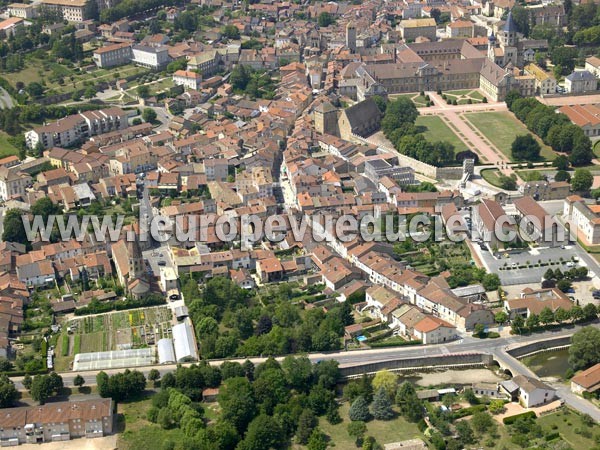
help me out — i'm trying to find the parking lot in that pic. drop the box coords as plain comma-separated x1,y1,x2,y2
472,243,590,286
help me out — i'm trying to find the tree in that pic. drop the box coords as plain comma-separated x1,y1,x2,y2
571,169,593,192
239,414,285,450
570,134,594,166
30,374,55,404
474,323,486,337
371,387,394,420
142,108,157,123
372,95,387,113
495,311,508,325
553,155,570,170
73,374,85,389
218,377,256,434
583,303,597,321
136,85,150,98
488,399,506,414
221,24,240,40
554,170,571,182
296,408,317,445
498,174,517,190
511,314,525,335
318,12,334,27
511,134,541,161
395,382,423,422
282,356,313,392
569,326,600,370
344,374,373,403
570,305,585,323
347,421,367,446
84,86,96,99
526,313,540,330
349,395,371,422
2,209,28,247
555,307,570,324
31,197,60,221
22,374,32,390
557,279,572,293
482,273,501,291
539,307,554,326
26,82,44,97
307,428,328,450
0,375,19,408
471,411,495,433
148,369,160,385
455,420,475,445
371,370,397,399
381,97,419,136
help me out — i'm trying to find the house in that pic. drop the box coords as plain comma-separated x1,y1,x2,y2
446,20,474,39
8,3,37,19
398,18,437,41
132,45,171,70
173,70,202,90
0,166,32,201
524,63,556,96
257,257,284,283
473,198,515,250
92,42,133,68
565,70,597,94
558,104,600,138
40,0,88,22
364,285,404,323
413,316,456,344
571,363,600,395
0,17,24,37
513,196,561,247
504,287,572,319
0,398,113,445
519,180,570,201
564,195,600,246
585,56,600,78
501,375,555,407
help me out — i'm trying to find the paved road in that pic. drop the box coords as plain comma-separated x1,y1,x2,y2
11,323,593,390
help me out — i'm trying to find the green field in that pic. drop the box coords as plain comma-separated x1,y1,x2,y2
464,111,556,161
314,402,422,449
390,92,430,107
415,115,466,151
0,132,20,159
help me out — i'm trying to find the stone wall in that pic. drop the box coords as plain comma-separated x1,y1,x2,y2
507,336,571,358
340,353,492,378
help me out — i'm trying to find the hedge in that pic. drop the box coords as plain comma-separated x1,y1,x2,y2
503,411,537,424
4,369,48,378
370,339,423,348
61,334,69,357
73,335,81,355
545,432,560,441
452,404,487,419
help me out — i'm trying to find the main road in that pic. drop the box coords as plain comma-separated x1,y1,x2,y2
11,323,593,390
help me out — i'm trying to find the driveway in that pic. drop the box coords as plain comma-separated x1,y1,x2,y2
0,87,14,109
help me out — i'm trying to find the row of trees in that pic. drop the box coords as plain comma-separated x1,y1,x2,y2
22,372,63,404
97,369,146,402
380,97,457,167
511,303,598,335
506,92,594,166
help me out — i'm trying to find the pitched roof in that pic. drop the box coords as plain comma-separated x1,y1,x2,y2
572,364,600,391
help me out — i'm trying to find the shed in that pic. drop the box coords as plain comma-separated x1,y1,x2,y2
172,318,199,362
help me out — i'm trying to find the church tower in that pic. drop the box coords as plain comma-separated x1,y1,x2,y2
127,235,144,281
346,21,357,53
487,32,497,62
499,10,518,66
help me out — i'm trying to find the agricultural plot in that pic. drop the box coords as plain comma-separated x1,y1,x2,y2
66,306,174,357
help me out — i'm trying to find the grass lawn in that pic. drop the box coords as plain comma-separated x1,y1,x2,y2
415,115,466,151
389,93,431,107
464,111,556,161
480,168,505,188
0,132,20,159
594,140,600,158
313,402,422,449
515,169,546,182
536,407,599,449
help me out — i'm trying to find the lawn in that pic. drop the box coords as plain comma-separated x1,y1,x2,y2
516,169,546,182
480,168,505,188
0,132,20,159
536,407,599,449
463,111,556,161
389,93,431,107
443,89,486,104
313,402,422,449
415,115,466,152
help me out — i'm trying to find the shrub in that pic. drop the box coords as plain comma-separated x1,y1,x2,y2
503,411,536,425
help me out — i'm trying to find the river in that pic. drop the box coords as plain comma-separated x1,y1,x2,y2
521,348,570,379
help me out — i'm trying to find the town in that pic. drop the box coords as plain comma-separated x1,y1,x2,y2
1,0,600,448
